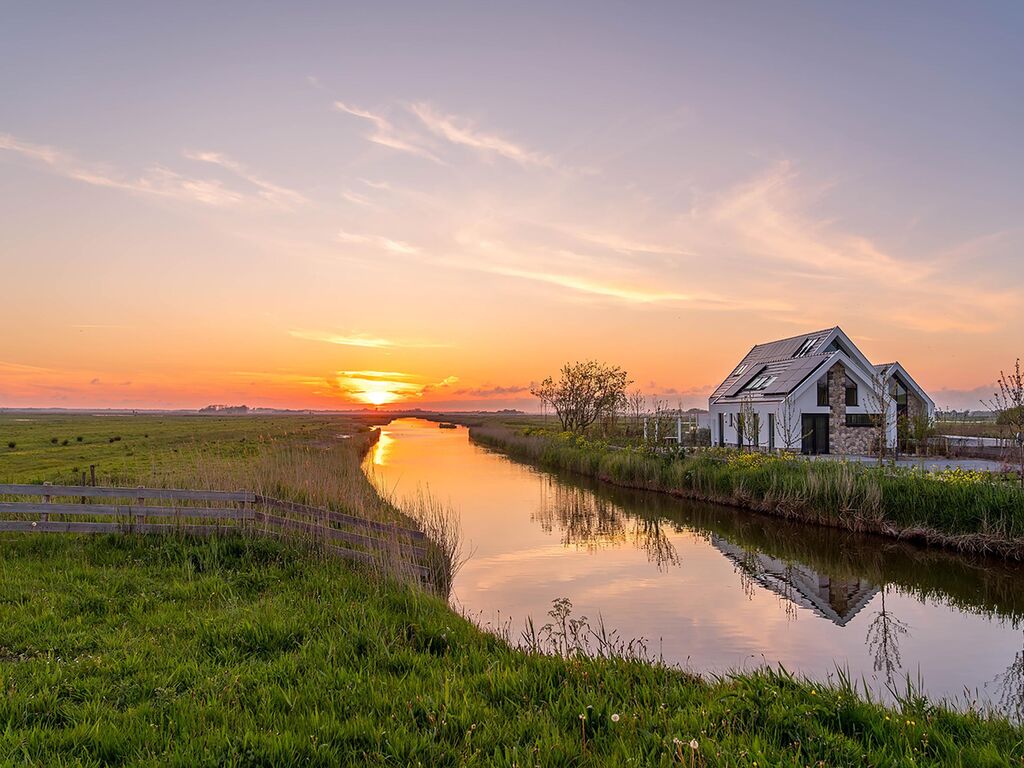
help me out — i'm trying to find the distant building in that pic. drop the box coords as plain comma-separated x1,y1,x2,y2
709,327,934,455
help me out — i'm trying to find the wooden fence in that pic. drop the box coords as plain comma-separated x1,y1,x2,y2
0,483,430,580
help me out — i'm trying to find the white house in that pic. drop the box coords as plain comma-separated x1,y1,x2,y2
708,327,934,455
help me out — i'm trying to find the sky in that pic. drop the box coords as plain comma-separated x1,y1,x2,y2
1,1,1021,411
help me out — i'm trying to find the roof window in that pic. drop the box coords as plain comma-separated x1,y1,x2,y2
793,337,818,358
744,374,778,392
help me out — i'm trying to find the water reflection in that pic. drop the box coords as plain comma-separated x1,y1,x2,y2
534,479,679,569
366,419,1024,714
712,535,877,626
865,587,910,687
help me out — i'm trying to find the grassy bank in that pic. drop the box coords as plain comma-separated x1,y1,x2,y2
469,425,1024,559
2,534,1023,766
0,412,459,593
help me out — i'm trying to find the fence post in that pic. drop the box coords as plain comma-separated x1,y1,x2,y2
42,481,51,523
81,471,87,504
137,486,145,531
90,465,96,487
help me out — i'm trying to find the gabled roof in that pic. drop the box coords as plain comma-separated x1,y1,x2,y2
709,327,840,405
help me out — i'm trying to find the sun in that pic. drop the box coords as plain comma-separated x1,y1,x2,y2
361,385,401,406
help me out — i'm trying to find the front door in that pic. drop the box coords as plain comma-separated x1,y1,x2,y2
801,414,829,455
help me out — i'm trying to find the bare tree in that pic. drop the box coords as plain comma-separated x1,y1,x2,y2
865,367,896,466
984,359,1024,486
738,395,759,450
531,361,632,434
776,398,802,452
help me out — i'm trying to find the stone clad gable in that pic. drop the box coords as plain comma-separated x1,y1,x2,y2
827,362,877,455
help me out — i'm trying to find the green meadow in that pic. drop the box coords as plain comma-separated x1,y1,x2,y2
0,413,1023,765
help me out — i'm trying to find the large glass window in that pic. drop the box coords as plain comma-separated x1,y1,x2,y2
846,414,878,428
817,377,829,407
845,378,858,406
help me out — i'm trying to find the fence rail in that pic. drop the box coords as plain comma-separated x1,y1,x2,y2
0,484,430,579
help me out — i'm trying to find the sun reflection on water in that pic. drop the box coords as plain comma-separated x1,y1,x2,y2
371,429,395,466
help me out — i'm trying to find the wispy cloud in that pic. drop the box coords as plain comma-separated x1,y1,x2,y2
1,133,301,209
454,384,530,397
289,329,449,349
700,162,1018,332
334,101,442,163
337,227,420,254
484,263,694,304
183,150,307,208
410,102,551,166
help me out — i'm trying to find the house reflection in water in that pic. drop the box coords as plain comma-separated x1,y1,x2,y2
712,535,879,626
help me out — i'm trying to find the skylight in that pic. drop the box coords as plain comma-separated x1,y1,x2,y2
793,337,818,358
732,363,748,377
744,374,777,392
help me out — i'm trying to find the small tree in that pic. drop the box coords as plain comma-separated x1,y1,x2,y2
984,359,1024,486
776,398,802,452
866,368,896,465
531,361,632,434
738,396,759,450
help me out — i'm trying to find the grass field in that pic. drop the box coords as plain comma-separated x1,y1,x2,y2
2,534,1022,767
2,413,1024,765
0,412,383,485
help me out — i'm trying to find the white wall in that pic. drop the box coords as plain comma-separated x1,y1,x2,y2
709,372,900,453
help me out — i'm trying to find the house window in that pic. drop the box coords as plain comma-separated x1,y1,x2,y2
846,414,878,428
733,363,748,377
744,374,778,392
794,337,819,358
768,413,775,451
845,379,858,406
817,377,829,407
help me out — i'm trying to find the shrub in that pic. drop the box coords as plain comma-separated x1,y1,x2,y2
76,436,83,442
61,439,69,446
50,437,58,444
6,441,14,449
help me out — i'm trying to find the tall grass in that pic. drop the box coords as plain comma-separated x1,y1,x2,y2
471,426,1024,559
2,534,1021,766
12,424,462,595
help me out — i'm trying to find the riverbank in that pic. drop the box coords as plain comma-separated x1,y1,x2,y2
3,533,1023,766
3,414,1024,764
468,424,1024,560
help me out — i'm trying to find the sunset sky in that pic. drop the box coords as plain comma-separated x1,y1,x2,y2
2,2,1021,411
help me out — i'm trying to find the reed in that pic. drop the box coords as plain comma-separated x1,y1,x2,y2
470,425,1024,559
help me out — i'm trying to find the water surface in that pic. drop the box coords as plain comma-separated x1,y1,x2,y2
365,418,1024,714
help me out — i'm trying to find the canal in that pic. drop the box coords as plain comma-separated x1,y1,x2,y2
365,418,1024,715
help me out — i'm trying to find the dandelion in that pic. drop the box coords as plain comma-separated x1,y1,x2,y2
690,739,699,750
611,714,620,723
31,521,37,528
